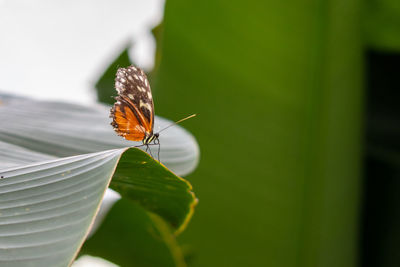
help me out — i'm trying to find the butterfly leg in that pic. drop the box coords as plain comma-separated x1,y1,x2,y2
155,138,160,162
135,144,156,160
146,144,154,158
157,143,160,162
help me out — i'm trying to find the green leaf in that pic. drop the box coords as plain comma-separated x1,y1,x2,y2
82,199,186,267
154,1,363,267
95,46,132,105
363,0,400,51
150,22,164,78
0,94,199,265
110,148,196,232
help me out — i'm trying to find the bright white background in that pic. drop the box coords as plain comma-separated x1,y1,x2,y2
0,1,164,266
0,0,164,105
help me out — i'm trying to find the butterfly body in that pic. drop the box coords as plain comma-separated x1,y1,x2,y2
143,132,159,145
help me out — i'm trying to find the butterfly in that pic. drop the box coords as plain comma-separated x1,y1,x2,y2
110,65,195,159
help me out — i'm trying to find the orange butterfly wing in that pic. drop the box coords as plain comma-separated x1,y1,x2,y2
110,66,154,141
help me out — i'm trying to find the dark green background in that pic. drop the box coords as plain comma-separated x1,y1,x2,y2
153,1,362,266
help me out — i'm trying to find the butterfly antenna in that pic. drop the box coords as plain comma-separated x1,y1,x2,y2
158,114,197,134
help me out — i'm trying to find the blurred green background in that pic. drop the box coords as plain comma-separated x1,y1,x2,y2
148,0,399,266
154,1,364,266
